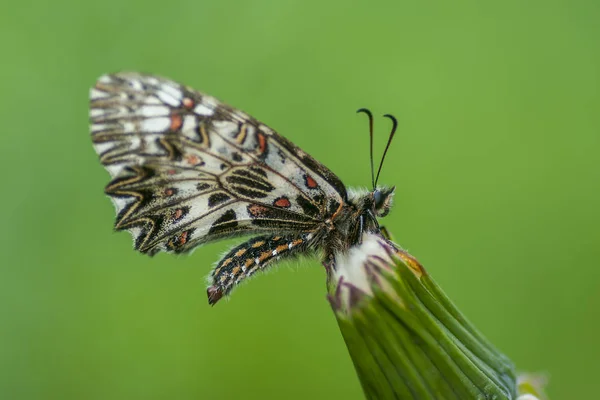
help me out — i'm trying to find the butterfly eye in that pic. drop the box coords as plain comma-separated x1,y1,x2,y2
373,187,395,217
373,189,384,209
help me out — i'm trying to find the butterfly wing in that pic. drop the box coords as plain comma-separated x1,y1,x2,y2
90,72,347,255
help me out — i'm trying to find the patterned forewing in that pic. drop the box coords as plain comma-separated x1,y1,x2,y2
90,73,346,254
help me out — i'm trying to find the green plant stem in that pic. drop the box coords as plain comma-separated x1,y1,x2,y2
328,233,531,400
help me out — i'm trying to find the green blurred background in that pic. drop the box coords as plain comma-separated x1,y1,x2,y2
1,0,599,398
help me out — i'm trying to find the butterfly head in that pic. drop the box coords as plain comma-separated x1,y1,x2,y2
347,186,395,221
372,186,395,218
356,108,399,220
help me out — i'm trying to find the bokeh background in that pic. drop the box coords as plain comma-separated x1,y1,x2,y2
1,0,599,398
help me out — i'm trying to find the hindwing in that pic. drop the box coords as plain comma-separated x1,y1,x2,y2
90,72,347,255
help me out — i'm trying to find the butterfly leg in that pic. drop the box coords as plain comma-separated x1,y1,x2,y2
380,225,393,241
207,233,315,305
357,214,364,244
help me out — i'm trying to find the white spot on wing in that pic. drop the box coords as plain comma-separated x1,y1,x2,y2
90,108,104,118
156,90,180,107
234,110,250,120
144,97,162,105
202,96,219,108
212,120,238,137
181,115,199,140
194,104,214,116
93,142,113,155
128,79,143,90
129,135,141,149
128,227,142,242
106,164,123,177
91,123,109,133
112,196,133,213
146,77,160,86
141,117,170,132
140,105,170,117
122,121,135,133
90,88,108,100
161,84,182,100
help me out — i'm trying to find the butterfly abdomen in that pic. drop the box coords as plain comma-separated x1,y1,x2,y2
208,233,315,304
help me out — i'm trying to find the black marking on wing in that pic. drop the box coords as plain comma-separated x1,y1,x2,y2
208,192,231,208
296,195,321,218
267,132,348,201
208,209,238,235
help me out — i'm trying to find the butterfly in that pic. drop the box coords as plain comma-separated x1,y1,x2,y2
90,72,397,305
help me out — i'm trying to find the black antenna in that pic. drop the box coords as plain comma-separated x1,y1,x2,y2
374,114,398,187
357,108,375,189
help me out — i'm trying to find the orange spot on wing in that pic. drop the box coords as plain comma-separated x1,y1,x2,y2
257,132,267,153
182,97,194,109
248,204,269,217
179,231,188,245
274,197,291,208
276,244,288,253
170,114,183,131
173,209,183,220
185,154,200,165
245,258,254,267
305,175,318,189
163,188,174,197
231,266,240,275
252,241,265,248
